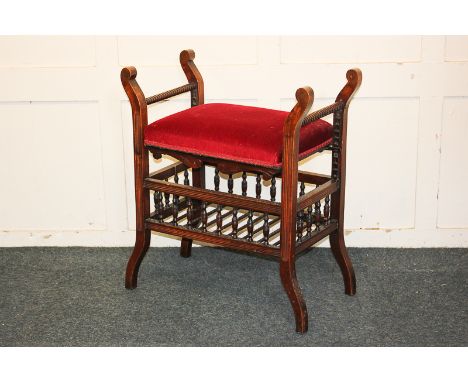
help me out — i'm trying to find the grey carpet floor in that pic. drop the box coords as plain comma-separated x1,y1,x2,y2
0,247,466,346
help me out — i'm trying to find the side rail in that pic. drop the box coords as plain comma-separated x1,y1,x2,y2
121,49,204,110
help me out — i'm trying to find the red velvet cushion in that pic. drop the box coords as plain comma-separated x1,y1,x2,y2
145,103,332,168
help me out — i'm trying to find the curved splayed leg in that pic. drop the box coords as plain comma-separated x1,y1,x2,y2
126,229,151,289
280,260,308,333
329,231,356,295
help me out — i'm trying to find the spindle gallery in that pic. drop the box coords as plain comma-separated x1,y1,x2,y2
121,49,362,333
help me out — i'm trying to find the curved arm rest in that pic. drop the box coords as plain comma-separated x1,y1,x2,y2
336,68,362,106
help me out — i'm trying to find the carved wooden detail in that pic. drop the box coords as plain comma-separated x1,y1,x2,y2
121,49,361,334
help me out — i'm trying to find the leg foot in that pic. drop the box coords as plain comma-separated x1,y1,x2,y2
329,231,356,295
180,238,192,258
125,230,151,289
280,261,308,333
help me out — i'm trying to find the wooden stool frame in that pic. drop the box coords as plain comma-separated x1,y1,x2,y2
121,49,362,333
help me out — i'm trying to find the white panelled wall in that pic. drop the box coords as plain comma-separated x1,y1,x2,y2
1,36,467,247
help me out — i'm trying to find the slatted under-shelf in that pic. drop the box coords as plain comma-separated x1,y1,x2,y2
144,162,338,258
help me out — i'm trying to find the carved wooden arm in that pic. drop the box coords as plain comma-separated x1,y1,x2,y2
121,49,204,110
300,68,362,126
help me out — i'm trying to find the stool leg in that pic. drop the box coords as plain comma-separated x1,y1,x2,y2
125,141,151,289
125,155,151,289
180,238,192,258
278,87,314,333
280,257,308,333
126,229,151,289
330,231,356,295
121,67,152,289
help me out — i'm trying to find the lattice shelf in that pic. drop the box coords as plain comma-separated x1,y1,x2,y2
144,163,337,257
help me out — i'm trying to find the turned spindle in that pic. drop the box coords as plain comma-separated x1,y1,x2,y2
263,213,269,245
214,168,220,191
228,174,234,194
174,171,179,184
184,169,190,186
299,181,305,197
216,205,223,234
247,210,254,241
306,205,313,236
241,172,247,196
256,174,261,199
154,191,163,222
232,208,238,238
201,201,207,231
187,197,193,227
315,200,321,231
172,195,179,225
297,209,304,241
324,195,330,222
270,176,276,202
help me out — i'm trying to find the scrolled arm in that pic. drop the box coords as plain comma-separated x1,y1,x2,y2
335,68,362,106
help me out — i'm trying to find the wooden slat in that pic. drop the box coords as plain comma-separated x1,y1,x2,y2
297,180,340,210
297,170,331,185
146,219,280,258
295,221,338,254
148,161,187,181
144,178,281,215
150,197,187,220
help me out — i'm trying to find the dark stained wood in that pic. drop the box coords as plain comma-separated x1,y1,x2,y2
299,181,305,197
297,209,304,241
214,168,220,191
123,49,361,334
180,49,204,106
216,205,223,234
255,174,262,199
296,221,338,254
121,66,151,290
180,238,192,258
145,83,196,105
314,201,321,231
301,101,343,126
329,68,362,296
148,145,281,179
148,161,187,181
263,213,270,244
232,208,238,238
146,219,280,258
144,178,281,215
242,172,247,196
297,180,339,211
323,195,330,223
247,210,254,241
172,194,179,225
297,170,330,186
187,197,193,227
306,205,313,236
279,86,314,333
228,174,234,194
270,176,276,201
201,201,208,231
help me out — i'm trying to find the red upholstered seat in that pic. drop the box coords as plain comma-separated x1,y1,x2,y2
145,103,333,168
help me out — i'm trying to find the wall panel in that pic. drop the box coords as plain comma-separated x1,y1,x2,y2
0,36,96,68
0,101,106,231
437,97,468,228
280,36,422,63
